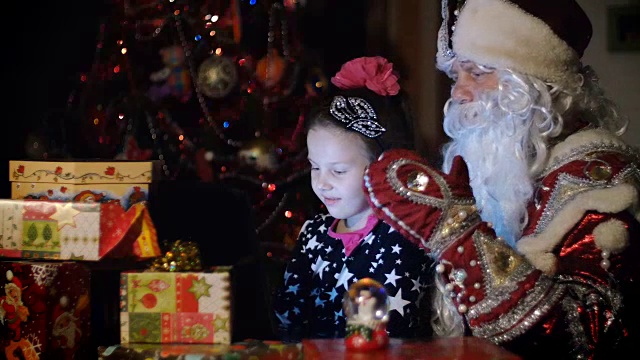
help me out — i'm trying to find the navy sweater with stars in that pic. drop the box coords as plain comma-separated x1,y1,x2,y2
273,213,434,341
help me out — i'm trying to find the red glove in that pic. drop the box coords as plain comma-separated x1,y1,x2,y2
364,149,481,255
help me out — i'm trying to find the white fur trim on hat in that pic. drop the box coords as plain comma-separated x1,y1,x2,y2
452,0,581,84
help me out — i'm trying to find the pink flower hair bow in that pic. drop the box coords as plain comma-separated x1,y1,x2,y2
331,56,400,96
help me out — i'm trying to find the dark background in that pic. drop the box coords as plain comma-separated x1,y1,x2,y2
0,0,371,198
2,2,109,197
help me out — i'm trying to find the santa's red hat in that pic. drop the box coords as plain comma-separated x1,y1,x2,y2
437,0,592,85
6,270,22,290
52,295,71,322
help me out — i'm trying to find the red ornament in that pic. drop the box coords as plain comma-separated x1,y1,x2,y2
140,293,157,309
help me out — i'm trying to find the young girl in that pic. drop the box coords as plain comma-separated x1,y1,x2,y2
272,56,434,341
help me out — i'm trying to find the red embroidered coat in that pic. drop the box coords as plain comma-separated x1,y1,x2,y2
365,129,640,359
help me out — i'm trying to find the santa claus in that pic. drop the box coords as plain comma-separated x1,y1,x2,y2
0,270,29,342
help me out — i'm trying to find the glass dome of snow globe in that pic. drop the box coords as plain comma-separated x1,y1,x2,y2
343,278,389,325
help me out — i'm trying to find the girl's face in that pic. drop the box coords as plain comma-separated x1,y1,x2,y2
307,125,373,229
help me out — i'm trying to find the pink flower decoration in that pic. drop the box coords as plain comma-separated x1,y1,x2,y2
331,56,400,96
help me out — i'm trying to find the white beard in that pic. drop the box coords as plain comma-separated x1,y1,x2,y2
442,93,536,247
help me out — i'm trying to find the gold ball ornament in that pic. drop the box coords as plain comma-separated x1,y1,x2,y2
255,49,287,89
196,55,239,99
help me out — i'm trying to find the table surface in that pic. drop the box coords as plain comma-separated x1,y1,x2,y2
302,337,522,360
98,337,522,360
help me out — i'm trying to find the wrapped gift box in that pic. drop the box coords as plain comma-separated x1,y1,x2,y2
9,160,159,210
0,199,160,261
120,267,232,345
0,261,92,360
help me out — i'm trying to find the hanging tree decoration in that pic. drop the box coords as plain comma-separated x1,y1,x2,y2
196,54,239,99
174,10,245,149
254,1,301,106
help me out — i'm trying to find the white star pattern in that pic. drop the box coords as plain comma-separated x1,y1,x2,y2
384,269,402,287
411,277,422,292
363,233,375,245
334,265,354,290
391,244,402,254
388,289,411,316
311,256,330,279
307,236,320,250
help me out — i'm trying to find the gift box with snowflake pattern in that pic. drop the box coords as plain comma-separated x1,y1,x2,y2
120,267,232,344
0,261,91,360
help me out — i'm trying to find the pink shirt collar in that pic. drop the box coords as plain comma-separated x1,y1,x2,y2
328,214,380,256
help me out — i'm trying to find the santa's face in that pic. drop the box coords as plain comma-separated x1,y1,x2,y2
450,60,498,108
7,285,20,303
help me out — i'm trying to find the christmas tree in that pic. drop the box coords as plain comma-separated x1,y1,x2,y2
26,0,343,260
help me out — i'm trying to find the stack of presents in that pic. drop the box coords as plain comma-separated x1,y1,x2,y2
0,159,295,360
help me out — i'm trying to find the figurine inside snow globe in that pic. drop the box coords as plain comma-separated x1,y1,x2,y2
343,278,389,351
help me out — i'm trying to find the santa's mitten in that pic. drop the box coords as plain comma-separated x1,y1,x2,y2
364,149,480,256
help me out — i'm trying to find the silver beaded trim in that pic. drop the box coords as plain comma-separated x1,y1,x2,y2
479,280,565,344
329,96,386,138
541,141,640,178
533,163,640,236
466,230,566,343
472,277,566,343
